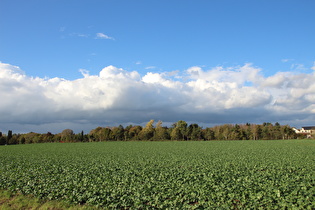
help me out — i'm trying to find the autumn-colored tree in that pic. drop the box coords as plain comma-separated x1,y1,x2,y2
170,127,181,140
60,129,74,142
202,128,215,140
0,121,300,144
154,121,170,140
42,132,54,142
139,120,155,140
111,125,124,141
89,127,102,141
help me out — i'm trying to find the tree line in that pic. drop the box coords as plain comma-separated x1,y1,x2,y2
0,120,305,145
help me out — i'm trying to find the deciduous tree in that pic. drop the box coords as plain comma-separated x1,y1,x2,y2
61,129,74,142
154,121,170,140
111,125,125,141
139,120,155,140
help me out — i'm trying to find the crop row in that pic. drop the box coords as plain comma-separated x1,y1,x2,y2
0,140,314,208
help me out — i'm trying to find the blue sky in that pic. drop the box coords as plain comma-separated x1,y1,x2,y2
0,0,315,133
1,0,314,78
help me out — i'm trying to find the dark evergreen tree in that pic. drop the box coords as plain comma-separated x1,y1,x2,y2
7,130,13,145
0,136,6,145
187,124,202,140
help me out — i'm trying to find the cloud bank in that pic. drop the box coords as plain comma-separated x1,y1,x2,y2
0,62,314,133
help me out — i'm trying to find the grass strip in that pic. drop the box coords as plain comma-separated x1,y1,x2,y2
0,190,98,210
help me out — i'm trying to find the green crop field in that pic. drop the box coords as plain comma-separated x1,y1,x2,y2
0,140,314,209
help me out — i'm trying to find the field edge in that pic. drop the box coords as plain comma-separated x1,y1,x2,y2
0,189,99,210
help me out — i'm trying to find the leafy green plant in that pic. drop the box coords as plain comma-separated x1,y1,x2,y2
0,140,314,208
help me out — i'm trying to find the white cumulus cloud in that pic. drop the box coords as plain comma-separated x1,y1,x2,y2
0,62,314,133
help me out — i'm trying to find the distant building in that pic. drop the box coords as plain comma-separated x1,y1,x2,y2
293,126,315,138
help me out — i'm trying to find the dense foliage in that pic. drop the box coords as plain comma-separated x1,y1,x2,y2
0,121,301,145
0,140,314,208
